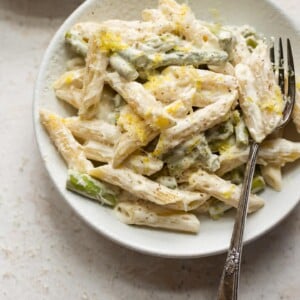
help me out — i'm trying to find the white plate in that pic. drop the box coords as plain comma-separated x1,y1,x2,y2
33,0,300,258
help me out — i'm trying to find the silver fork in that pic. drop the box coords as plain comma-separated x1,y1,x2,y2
217,39,296,300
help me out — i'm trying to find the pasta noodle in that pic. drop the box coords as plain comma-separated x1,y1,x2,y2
115,200,200,233
40,110,93,173
79,34,108,119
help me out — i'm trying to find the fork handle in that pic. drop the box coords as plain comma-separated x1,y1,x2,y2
217,142,260,300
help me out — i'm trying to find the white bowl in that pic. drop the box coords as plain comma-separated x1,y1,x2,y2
34,0,300,258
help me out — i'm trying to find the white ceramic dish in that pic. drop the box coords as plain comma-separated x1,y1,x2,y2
34,0,300,258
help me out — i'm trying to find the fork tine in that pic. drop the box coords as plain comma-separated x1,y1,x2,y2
287,38,296,106
281,38,296,126
278,38,285,94
287,39,295,76
270,41,275,70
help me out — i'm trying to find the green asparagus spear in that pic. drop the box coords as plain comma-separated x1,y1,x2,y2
232,110,249,147
119,48,228,70
223,166,265,194
66,169,119,206
152,50,228,68
223,166,244,185
165,134,220,176
251,175,266,194
209,136,236,154
109,54,139,81
167,149,201,177
65,31,88,56
206,119,234,143
208,198,232,220
137,33,179,53
118,48,149,69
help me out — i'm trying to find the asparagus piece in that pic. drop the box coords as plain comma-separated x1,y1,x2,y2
155,50,228,68
232,110,249,147
165,134,220,176
223,166,265,194
137,33,179,53
195,142,220,172
109,54,139,81
223,167,244,185
208,198,232,220
119,48,228,70
118,48,149,69
167,150,200,177
251,175,266,194
209,136,236,154
206,119,234,143
65,31,88,56
66,169,119,206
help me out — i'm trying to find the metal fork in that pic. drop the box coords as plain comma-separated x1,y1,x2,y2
217,39,296,300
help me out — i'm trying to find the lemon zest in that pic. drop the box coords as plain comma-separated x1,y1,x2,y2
97,31,128,53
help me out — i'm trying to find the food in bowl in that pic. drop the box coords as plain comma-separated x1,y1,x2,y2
39,0,300,234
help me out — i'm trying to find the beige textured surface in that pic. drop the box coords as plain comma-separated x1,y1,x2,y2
0,0,299,299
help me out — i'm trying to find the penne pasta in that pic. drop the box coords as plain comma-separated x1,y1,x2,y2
105,72,175,130
79,34,109,119
53,68,85,109
218,139,300,176
40,110,93,173
229,29,252,66
68,22,102,40
84,140,163,176
142,8,171,25
260,127,284,191
189,169,264,213
64,117,121,145
217,147,249,176
112,133,145,167
89,164,209,211
154,95,237,156
65,22,102,56
260,164,282,192
259,139,300,166
165,100,191,119
65,20,174,56
101,19,175,44
123,152,164,176
235,42,284,142
208,62,236,76
83,140,113,163
117,105,156,144
115,200,200,233
144,66,238,108
158,0,220,50
113,99,163,167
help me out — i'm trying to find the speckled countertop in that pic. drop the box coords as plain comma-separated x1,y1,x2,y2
0,0,300,299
